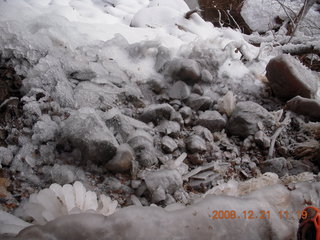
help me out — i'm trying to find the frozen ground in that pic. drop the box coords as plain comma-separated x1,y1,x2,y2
0,0,319,239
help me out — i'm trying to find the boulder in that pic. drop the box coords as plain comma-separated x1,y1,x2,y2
168,81,190,100
227,101,274,138
196,110,226,132
127,130,158,167
106,144,134,173
286,96,320,120
165,58,201,85
61,108,118,164
186,135,206,153
140,104,174,124
266,54,318,100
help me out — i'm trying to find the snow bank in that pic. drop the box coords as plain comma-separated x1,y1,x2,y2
5,181,320,240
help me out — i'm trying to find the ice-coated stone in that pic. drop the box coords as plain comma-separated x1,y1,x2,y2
185,135,206,153
191,84,204,95
143,169,183,203
286,96,320,121
168,81,190,100
186,94,212,111
127,130,158,167
227,101,274,138
0,147,13,166
161,136,178,153
106,144,134,173
61,108,118,164
170,111,184,125
156,120,180,136
200,69,213,83
165,58,201,85
266,54,318,100
32,115,59,144
196,110,226,132
254,131,270,149
179,106,192,119
139,104,174,124
217,91,236,117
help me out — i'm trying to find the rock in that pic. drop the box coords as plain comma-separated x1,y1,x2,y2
143,169,183,203
61,108,118,164
105,111,150,143
192,84,204,95
286,96,320,120
168,81,191,100
227,101,274,138
217,91,236,117
179,106,192,119
147,78,165,94
165,58,201,85
0,147,13,166
69,70,97,81
196,110,226,132
186,94,212,111
170,111,184,125
49,164,85,185
200,69,213,83
156,120,181,136
32,115,59,144
192,126,213,142
155,46,171,72
266,54,318,100
127,130,158,167
188,153,203,165
0,178,10,198
161,136,178,153
260,157,289,177
106,144,134,173
140,103,174,124
254,131,271,149
186,135,206,153
189,171,221,190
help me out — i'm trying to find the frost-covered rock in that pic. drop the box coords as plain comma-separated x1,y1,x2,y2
143,169,183,203
254,131,271,149
156,120,181,136
196,110,226,132
227,101,274,138
127,130,158,167
286,96,320,121
266,54,318,100
15,181,117,225
168,81,190,100
140,104,174,124
217,91,236,117
0,147,13,166
161,136,178,153
48,164,85,185
186,94,212,111
165,58,201,85
185,135,206,153
61,108,118,164
31,115,59,144
105,144,134,173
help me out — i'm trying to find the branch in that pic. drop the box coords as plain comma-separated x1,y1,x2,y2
185,8,202,20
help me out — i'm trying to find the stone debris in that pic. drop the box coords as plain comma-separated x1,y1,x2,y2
266,54,318,100
196,110,226,132
227,101,274,138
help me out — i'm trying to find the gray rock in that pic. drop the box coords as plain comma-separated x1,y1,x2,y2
161,136,178,153
170,111,184,125
156,120,181,136
0,147,13,166
49,164,85,185
106,144,134,173
286,96,320,120
192,126,213,142
188,153,203,165
168,81,190,100
266,54,318,100
192,84,204,95
32,115,59,144
260,157,289,177
254,131,271,149
140,104,174,124
186,94,212,111
61,108,118,164
69,70,97,81
227,101,274,138
127,130,158,167
201,69,213,83
165,58,201,85
179,106,192,119
186,135,206,153
143,169,183,203
196,110,226,132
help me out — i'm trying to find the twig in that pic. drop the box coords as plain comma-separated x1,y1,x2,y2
268,112,291,159
185,8,202,20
